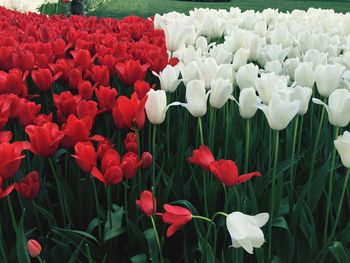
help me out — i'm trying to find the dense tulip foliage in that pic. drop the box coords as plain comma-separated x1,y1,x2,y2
0,4,350,263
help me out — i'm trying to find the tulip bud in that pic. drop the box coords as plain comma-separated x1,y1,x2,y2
334,131,350,168
315,64,345,97
232,48,250,71
183,80,209,117
238,87,260,119
27,239,41,258
141,152,153,169
153,65,181,93
294,62,315,88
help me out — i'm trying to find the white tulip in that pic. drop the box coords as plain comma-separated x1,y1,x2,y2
257,92,300,130
303,49,328,69
210,45,232,65
236,63,259,90
145,89,179,124
315,64,345,97
282,58,300,82
226,212,269,254
312,89,350,127
297,31,314,53
152,65,181,93
256,73,288,104
334,131,350,168
294,62,315,88
209,78,233,109
217,64,236,84
162,23,196,52
232,48,250,70
264,60,282,74
196,58,219,89
238,87,260,119
182,80,210,117
289,86,313,115
253,21,267,37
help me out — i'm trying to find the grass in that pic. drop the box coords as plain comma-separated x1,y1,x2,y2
89,0,350,18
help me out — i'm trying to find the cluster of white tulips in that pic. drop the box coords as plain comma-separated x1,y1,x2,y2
0,0,66,13
147,7,350,253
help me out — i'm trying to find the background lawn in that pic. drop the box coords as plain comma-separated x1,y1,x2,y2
89,0,350,18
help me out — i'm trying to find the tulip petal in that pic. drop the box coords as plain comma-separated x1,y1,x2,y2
237,171,262,184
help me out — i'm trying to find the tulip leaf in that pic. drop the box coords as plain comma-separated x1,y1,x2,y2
67,241,84,263
328,241,349,263
307,160,329,211
52,227,98,244
33,202,58,227
87,218,99,234
103,205,125,242
144,228,159,263
272,216,289,230
130,253,147,263
16,211,30,263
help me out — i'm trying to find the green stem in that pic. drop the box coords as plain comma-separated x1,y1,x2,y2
7,196,17,231
86,244,93,263
37,256,45,263
107,186,113,229
290,117,299,203
323,126,340,244
268,130,280,261
192,215,212,223
307,104,326,202
166,113,170,158
198,117,204,145
91,178,102,242
150,215,164,262
152,125,157,190
48,158,67,226
244,118,251,174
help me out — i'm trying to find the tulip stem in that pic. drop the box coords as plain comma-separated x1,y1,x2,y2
150,215,164,262
6,196,17,231
268,130,279,261
48,157,67,226
91,177,102,242
192,215,212,223
290,117,299,203
244,118,251,174
323,127,340,244
37,256,45,263
85,244,93,263
198,117,204,145
152,125,157,190
307,104,325,203
107,186,113,229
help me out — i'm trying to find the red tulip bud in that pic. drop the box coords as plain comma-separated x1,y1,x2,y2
27,239,41,258
141,152,153,169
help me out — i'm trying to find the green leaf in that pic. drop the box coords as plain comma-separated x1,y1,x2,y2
87,218,99,234
16,212,30,263
328,241,349,263
103,205,125,242
52,228,98,244
67,241,84,263
130,253,147,263
272,217,289,230
33,202,57,227
144,228,159,263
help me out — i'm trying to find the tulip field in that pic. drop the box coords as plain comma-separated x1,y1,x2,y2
1,1,350,263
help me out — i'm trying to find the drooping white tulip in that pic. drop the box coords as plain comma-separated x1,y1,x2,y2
226,212,269,254
314,63,345,97
238,87,261,119
334,131,350,168
209,78,233,109
294,62,315,88
236,63,259,90
312,89,350,127
257,92,300,130
153,65,181,93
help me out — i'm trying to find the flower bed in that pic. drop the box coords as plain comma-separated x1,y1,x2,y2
0,5,350,263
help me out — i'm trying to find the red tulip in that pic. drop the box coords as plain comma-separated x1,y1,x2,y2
77,100,98,121
90,65,110,87
112,93,147,130
161,204,192,237
134,80,152,100
0,98,11,129
96,139,114,160
72,142,97,173
25,122,64,157
0,131,12,143
68,67,83,89
53,91,80,123
136,190,156,216
33,113,53,126
27,239,41,258
0,69,28,97
115,59,149,86
121,152,142,179
31,69,61,92
72,49,93,70
95,86,118,111
124,132,138,154
141,152,153,169
209,160,262,187
91,149,123,185
15,171,40,200
13,50,35,72
0,141,29,180
18,100,41,127
60,115,93,148
188,145,215,171
0,177,15,199
77,80,94,100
